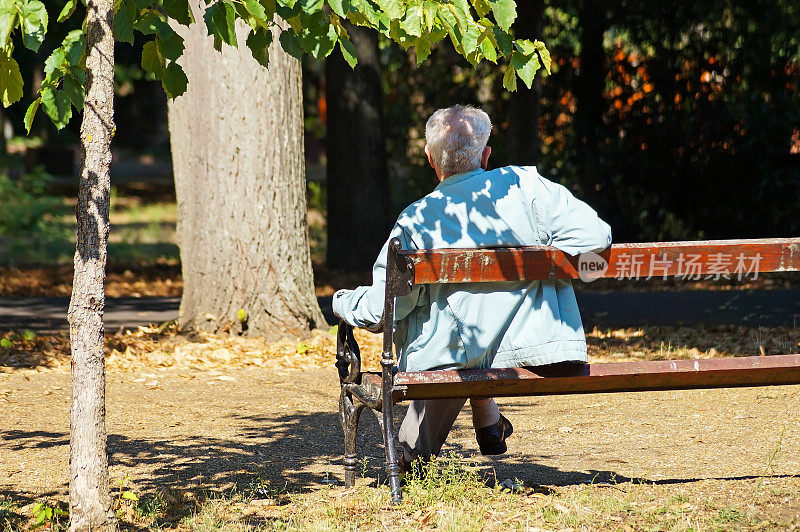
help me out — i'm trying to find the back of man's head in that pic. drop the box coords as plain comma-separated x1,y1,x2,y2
425,105,492,178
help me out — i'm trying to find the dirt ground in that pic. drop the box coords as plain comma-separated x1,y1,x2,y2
2,363,799,525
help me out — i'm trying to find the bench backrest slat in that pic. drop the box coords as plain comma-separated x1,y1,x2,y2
402,237,800,285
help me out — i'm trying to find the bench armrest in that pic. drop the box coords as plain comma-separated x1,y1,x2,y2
335,320,362,384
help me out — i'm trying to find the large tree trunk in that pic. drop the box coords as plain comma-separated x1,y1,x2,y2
325,24,390,270
67,0,116,528
168,9,325,339
506,0,545,165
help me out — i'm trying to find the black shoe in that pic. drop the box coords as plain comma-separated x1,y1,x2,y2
397,455,428,486
475,414,514,455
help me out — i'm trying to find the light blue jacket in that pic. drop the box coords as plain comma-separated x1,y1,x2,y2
332,166,612,372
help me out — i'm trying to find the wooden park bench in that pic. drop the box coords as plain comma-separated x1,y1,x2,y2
335,237,800,503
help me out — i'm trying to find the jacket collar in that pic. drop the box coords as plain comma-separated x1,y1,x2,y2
434,168,485,191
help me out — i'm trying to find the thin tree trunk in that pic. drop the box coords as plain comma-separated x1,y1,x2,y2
325,24,390,270
168,8,325,338
67,0,116,528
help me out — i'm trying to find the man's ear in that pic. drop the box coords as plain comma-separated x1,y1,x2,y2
481,146,492,170
425,145,436,170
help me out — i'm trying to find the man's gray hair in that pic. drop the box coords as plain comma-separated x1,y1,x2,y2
425,105,492,177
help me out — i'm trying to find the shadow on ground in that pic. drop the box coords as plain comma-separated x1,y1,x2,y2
4,406,796,503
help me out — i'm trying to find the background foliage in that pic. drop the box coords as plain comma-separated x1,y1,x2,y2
349,0,799,241
0,0,798,253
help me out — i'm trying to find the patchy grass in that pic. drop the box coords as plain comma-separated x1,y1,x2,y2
6,454,797,530
0,194,179,267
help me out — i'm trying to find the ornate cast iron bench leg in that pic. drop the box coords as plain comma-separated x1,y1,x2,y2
381,352,402,504
339,388,366,487
336,322,366,488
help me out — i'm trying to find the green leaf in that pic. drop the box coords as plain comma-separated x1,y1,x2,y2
22,329,36,340
24,97,39,133
510,49,537,88
162,0,193,26
244,0,266,21
327,0,347,17
161,62,187,98
278,29,302,59
115,5,134,44
62,29,85,65
275,0,300,20
492,25,511,55
233,2,257,29
488,0,514,31
400,0,422,36
348,0,379,27
62,73,84,109
141,39,164,74
245,25,271,67
204,1,237,48
453,0,471,23
120,491,139,501
44,46,65,76
260,0,276,17
445,3,467,33
297,0,322,14
533,38,550,74
509,38,548,88
40,88,72,128
337,33,356,67
502,63,516,91
134,11,163,35
20,0,48,51
478,31,495,62
461,23,480,55
414,35,430,64
374,0,402,19
0,52,23,107
0,0,18,49
470,0,490,18
422,1,436,32
156,31,184,60
0,338,11,348
298,19,336,58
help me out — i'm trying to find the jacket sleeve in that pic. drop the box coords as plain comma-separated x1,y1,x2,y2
332,225,421,328
544,179,612,255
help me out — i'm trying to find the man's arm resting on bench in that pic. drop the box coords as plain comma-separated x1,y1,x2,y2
332,226,421,328
540,177,613,255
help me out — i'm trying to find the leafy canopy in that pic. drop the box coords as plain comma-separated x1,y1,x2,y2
1,0,550,130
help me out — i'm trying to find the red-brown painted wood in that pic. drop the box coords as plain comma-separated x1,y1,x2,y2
403,238,800,285
386,354,800,400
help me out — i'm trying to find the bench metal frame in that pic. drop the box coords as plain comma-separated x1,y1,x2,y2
335,237,800,503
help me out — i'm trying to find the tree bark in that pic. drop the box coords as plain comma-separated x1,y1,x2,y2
325,24,390,270
67,0,116,528
506,0,545,165
168,8,325,339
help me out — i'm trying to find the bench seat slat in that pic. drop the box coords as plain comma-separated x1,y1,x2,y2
404,237,800,284
379,355,800,400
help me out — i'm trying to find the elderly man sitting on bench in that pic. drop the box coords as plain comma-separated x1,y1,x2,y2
332,104,612,472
